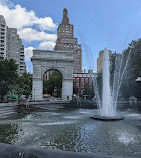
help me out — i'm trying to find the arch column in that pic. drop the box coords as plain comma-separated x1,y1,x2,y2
62,79,73,100
32,78,43,100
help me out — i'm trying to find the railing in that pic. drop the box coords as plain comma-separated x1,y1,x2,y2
0,143,128,158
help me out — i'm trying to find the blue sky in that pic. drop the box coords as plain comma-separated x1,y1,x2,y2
0,0,141,73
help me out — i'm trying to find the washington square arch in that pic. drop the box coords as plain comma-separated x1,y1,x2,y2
31,50,74,101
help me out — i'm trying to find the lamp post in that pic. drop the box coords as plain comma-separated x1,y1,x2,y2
135,77,141,100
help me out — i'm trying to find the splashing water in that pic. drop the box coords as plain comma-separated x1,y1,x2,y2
95,47,132,117
100,48,116,116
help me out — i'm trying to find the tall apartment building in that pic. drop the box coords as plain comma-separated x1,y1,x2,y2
0,15,7,59
97,50,112,73
0,15,26,75
54,8,82,73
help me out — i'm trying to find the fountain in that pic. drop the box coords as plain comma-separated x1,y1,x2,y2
91,48,124,121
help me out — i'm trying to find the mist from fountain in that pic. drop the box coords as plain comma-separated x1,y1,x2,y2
100,48,116,117
112,49,132,109
93,47,132,119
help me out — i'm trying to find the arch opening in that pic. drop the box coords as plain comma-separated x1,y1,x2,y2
43,69,63,99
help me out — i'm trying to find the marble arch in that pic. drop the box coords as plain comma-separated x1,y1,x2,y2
31,50,73,100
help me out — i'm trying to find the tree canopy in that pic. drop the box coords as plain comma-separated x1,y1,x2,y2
43,70,62,97
83,83,94,97
8,73,32,98
0,57,32,101
0,58,18,100
97,38,141,100
119,39,141,99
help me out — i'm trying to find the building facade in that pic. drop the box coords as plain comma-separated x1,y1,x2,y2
97,50,112,73
0,15,26,75
0,15,7,59
73,69,97,95
54,8,82,73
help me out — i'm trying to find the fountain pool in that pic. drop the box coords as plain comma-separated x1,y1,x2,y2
0,105,141,157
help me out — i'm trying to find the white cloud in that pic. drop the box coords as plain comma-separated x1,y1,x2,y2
0,0,58,73
25,60,33,73
39,41,56,50
33,17,57,31
18,28,57,42
24,47,34,61
0,0,57,31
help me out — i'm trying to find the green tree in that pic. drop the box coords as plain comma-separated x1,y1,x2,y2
96,39,141,100
0,58,18,101
110,52,122,89
43,70,62,97
83,83,94,97
8,84,23,97
119,39,141,99
96,72,102,100
8,73,32,98
73,80,78,94
18,73,32,97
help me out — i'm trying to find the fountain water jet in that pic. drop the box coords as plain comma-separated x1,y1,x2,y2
91,48,124,121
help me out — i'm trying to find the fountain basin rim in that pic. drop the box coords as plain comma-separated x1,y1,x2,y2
91,115,124,121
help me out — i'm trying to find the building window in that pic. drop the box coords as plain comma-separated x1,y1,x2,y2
81,78,84,82
77,83,79,88
85,78,88,84
76,78,79,82
1,24,5,27
89,78,93,85
81,83,84,88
